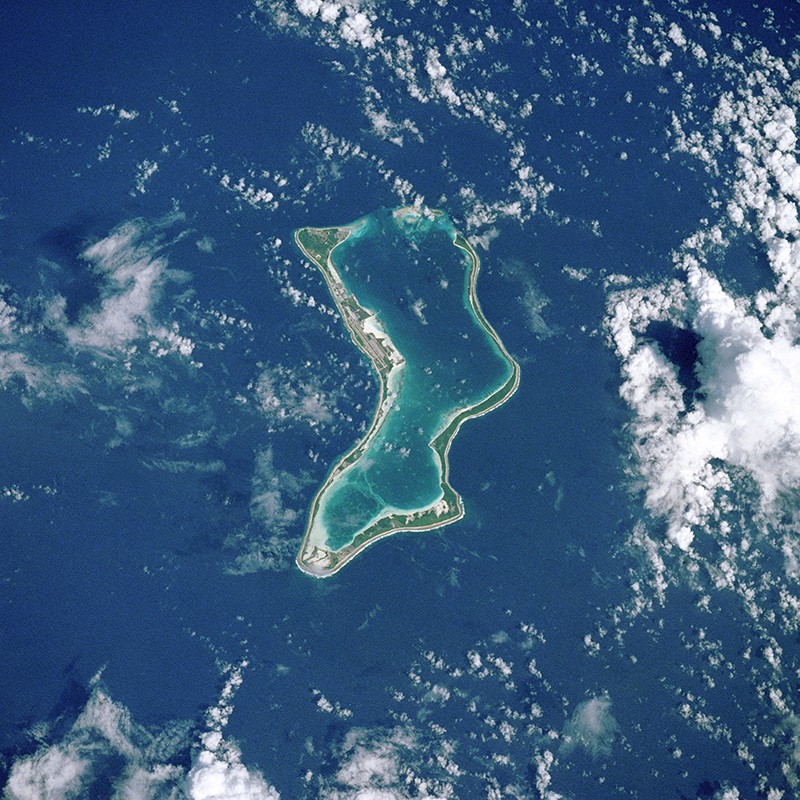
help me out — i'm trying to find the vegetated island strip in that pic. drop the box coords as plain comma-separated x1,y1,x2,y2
293,209,520,578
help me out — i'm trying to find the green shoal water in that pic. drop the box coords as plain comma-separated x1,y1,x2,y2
312,208,513,551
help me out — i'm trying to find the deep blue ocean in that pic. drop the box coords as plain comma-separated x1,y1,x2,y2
2,1,800,798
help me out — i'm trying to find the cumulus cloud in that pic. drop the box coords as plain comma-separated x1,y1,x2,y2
133,159,159,194
4,680,186,800
363,86,423,147
317,727,451,800
607,59,800,784
186,664,279,800
253,0,554,233
560,695,618,759
196,236,216,253
293,0,382,49
691,267,800,502
607,84,800,550
253,365,334,430
249,446,307,533
142,457,227,474
3,665,279,800
219,172,280,211
607,263,800,549
299,122,422,209
187,736,279,800
0,291,85,403
456,142,553,231
0,295,18,340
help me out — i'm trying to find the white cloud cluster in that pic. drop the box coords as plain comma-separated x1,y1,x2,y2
133,159,159,194
531,750,559,800
186,664,280,800
253,364,334,430
253,0,554,234
4,681,185,800
607,261,800,549
363,86,423,147
300,122,422,208
59,215,190,353
0,292,85,404
0,295,17,340
370,24,523,136
77,104,139,121
0,349,84,405
294,0,382,49
501,259,554,338
607,76,800,551
0,215,208,414
606,30,800,784
560,695,618,759
456,142,553,232
318,727,451,800
3,666,279,800
187,734,279,800
219,172,282,211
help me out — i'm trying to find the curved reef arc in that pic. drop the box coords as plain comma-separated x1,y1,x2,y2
293,208,520,578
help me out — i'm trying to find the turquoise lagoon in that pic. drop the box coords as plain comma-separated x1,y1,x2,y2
297,208,518,572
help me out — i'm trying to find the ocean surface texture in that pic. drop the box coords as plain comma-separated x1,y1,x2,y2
2,1,800,798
